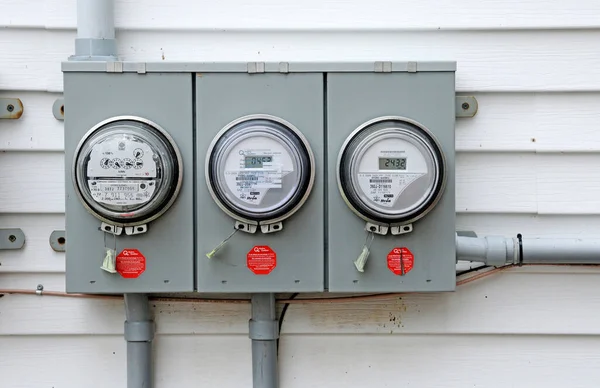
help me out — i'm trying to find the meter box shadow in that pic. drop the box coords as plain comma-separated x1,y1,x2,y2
327,67,457,292
196,73,324,293
63,72,194,294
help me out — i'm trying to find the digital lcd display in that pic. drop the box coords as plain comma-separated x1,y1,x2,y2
378,157,407,170
244,155,273,168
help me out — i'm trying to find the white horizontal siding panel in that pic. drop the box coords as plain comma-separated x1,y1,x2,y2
458,92,600,153
0,335,251,388
280,335,600,388
13,0,600,30
0,151,536,213
533,93,600,152
455,153,537,213
537,154,600,214
2,92,600,152
0,0,46,28
1,335,599,388
4,30,600,92
4,269,600,335
0,214,65,272
457,213,600,238
0,152,64,213
0,92,64,151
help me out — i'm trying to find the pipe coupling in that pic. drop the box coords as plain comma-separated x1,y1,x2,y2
249,319,279,340
71,38,118,61
124,320,156,342
484,236,511,267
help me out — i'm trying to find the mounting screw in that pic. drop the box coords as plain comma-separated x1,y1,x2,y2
8,235,16,243
37,284,44,291
6,104,14,112
461,102,470,110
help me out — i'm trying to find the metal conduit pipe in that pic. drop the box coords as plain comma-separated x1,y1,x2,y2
456,235,600,266
124,294,155,388
71,0,118,61
249,293,279,388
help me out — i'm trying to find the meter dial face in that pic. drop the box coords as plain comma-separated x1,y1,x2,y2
206,115,315,223
337,117,446,225
73,117,183,226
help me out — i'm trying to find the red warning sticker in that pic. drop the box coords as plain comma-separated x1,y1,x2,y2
387,247,414,276
247,245,277,275
116,248,146,279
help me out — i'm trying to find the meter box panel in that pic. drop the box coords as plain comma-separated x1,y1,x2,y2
327,68,456,292
64,72,194,294
196,72,324,293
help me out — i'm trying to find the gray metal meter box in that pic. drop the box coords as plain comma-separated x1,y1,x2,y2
197,72,324,293
63,71,194,294
327,63,457,292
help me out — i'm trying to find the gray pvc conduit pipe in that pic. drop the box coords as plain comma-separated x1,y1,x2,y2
124,294,155,388
72,0,118,60
249,293,279,388
456,235,600,266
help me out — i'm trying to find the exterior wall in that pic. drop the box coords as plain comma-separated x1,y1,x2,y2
2,1,600,386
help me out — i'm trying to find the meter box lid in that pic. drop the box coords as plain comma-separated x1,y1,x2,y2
195,72,325,293
63,72,194,294
326,70,456,293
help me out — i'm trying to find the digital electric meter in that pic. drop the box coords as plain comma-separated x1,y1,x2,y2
337,116,446,234
205,114,315,233
72,116,183,233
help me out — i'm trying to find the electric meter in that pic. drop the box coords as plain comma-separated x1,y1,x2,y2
206,114,315,233
337,116,446,234
72,116,183,234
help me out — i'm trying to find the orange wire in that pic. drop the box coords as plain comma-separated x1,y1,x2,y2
0,264,515,304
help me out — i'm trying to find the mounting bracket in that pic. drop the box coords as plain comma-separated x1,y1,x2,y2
0,98,24,120
0,229,25,250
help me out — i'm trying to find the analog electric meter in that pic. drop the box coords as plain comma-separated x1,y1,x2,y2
337,116,446,234
72,116,183,233
206,114,315,233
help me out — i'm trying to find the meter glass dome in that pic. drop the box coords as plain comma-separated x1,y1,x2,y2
73,117,183,226
206,115,315,223
337,117,446,225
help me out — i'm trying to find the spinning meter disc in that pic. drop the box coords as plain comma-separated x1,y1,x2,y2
337,116,447,225
206,115,315,223
73,116,183,226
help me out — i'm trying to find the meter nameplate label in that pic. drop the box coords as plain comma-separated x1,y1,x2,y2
357,173,425,208
223,142,294,206
87,136,157,178
88,179,156,206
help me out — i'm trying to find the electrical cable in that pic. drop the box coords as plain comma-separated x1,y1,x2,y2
0,264,520,304
456,264,490,277
276,292,298,356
